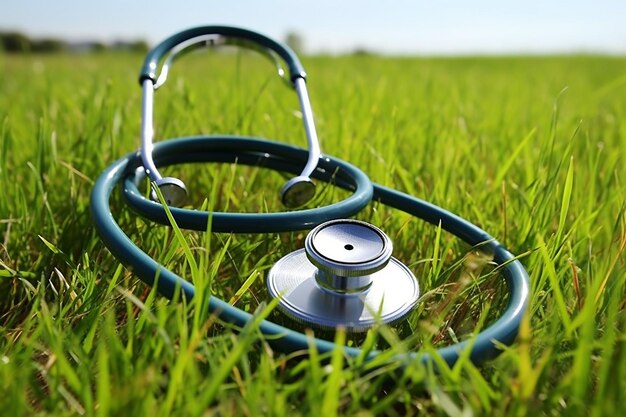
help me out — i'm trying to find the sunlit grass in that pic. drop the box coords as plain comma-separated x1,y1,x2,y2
1,51,625,416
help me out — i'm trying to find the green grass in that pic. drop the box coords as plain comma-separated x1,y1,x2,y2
1,50,625,416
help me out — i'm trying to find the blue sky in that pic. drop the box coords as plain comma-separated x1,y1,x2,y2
1,0,625,54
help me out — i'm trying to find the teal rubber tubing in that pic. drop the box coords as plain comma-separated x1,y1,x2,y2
139,26,306,84
91,138,530,367
122,136,372,232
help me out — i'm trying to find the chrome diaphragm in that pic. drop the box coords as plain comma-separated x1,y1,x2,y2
267,219,420,332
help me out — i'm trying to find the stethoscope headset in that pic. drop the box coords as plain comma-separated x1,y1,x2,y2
91,26,530,368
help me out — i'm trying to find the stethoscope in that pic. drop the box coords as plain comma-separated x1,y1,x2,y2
91,26,530,367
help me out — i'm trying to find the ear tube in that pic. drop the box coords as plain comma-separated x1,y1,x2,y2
140,78,189,207
279,76,321,207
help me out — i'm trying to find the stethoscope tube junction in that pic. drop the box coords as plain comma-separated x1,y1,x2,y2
91,25,530,369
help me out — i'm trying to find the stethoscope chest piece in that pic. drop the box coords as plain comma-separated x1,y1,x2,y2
267,219,420,332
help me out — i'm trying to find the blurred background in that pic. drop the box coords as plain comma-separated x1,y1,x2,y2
1,0,625,55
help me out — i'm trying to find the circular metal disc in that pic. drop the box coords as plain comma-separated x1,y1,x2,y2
267,249,420,332
311,222,385,263
305,219,393,278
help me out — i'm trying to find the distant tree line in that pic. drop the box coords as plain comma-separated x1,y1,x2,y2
0,31,149,53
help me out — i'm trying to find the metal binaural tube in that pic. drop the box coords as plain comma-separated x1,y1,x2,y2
293,77,321,179
140,79,162,182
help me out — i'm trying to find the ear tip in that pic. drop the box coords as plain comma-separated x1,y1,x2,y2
280,176,315,208
152,177,188,207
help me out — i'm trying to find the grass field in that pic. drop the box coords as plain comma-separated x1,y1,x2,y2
1,50,625,416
